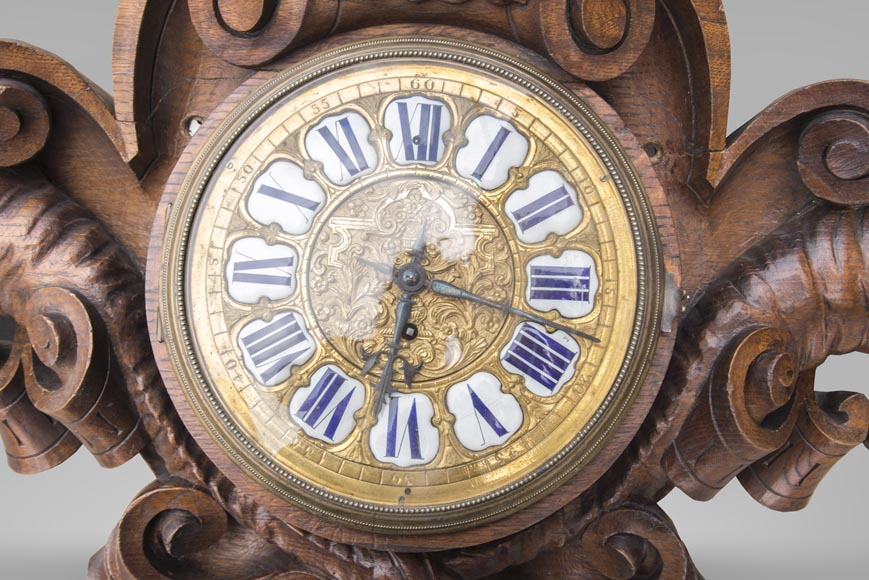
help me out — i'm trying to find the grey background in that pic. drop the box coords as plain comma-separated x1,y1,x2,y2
0,1,867,578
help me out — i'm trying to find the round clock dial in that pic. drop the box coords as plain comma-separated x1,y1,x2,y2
157,36,669,539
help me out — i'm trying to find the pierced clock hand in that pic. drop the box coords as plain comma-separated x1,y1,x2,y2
359,224,429,413
427,279,600,343
355,256,394,277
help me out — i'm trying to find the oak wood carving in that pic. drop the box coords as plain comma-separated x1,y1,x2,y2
0,1,866,578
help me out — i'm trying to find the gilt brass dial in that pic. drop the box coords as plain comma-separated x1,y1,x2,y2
158,37,665,535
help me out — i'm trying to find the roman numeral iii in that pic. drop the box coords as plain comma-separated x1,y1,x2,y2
525,251,600,319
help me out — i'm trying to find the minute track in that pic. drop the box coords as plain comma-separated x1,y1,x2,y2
169,39,655,538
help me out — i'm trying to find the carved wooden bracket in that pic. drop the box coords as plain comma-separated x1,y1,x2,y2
655,202,869,527
0,1,866,578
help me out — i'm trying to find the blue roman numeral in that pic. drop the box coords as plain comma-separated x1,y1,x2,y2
511,184,576,232
294,368,356,441
467,385,507,437
317,117,370,177
397,101,443,162
385,397,422,459
530,266,591,302
503,326,577,393
232,256,294,286
255,184,322,212
472,126,512,180
241,314,310,383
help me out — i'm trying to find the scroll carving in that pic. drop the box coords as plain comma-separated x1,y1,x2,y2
0,175,148,470
0,325,81,473
466,503,701,580
90,480,443,580
188,0,337,67
90,483,228,580
663,205,869,506
798,112,869,206
533,0,655,81
186,0,653,82
580,505,702,580
740,386,869,511
0,80,50,168
663,327,805,500
21,287,147,467
713,80,869,202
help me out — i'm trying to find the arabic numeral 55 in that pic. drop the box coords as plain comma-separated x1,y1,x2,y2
311,99,330,115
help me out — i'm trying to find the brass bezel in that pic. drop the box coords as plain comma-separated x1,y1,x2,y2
159,36,665,534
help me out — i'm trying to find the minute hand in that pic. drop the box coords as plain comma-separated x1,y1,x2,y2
428,279,600,344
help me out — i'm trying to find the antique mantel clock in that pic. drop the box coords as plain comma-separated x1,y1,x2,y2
0,1,866,578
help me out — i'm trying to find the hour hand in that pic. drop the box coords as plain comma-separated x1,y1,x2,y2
427,279,600,343
356,256,394,277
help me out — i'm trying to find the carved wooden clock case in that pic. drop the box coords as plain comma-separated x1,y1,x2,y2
0,1,867,578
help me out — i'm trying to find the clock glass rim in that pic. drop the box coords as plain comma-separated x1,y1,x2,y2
160,36,664,534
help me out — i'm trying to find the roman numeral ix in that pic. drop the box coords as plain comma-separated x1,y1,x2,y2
232,256,294,287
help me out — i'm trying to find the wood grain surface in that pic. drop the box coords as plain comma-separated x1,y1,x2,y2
0,1,866,578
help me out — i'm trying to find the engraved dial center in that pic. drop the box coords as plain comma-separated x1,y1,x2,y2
308,174,514,384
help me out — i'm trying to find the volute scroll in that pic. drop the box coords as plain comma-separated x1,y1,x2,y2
798,111,869,206
740,385,869,512
21,286,148,468
0,79,50,168
1,1,868,579
539,0,655,81
662,205,869,511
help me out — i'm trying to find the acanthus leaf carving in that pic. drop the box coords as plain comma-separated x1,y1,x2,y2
663,205,869,509
0,173,151,471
